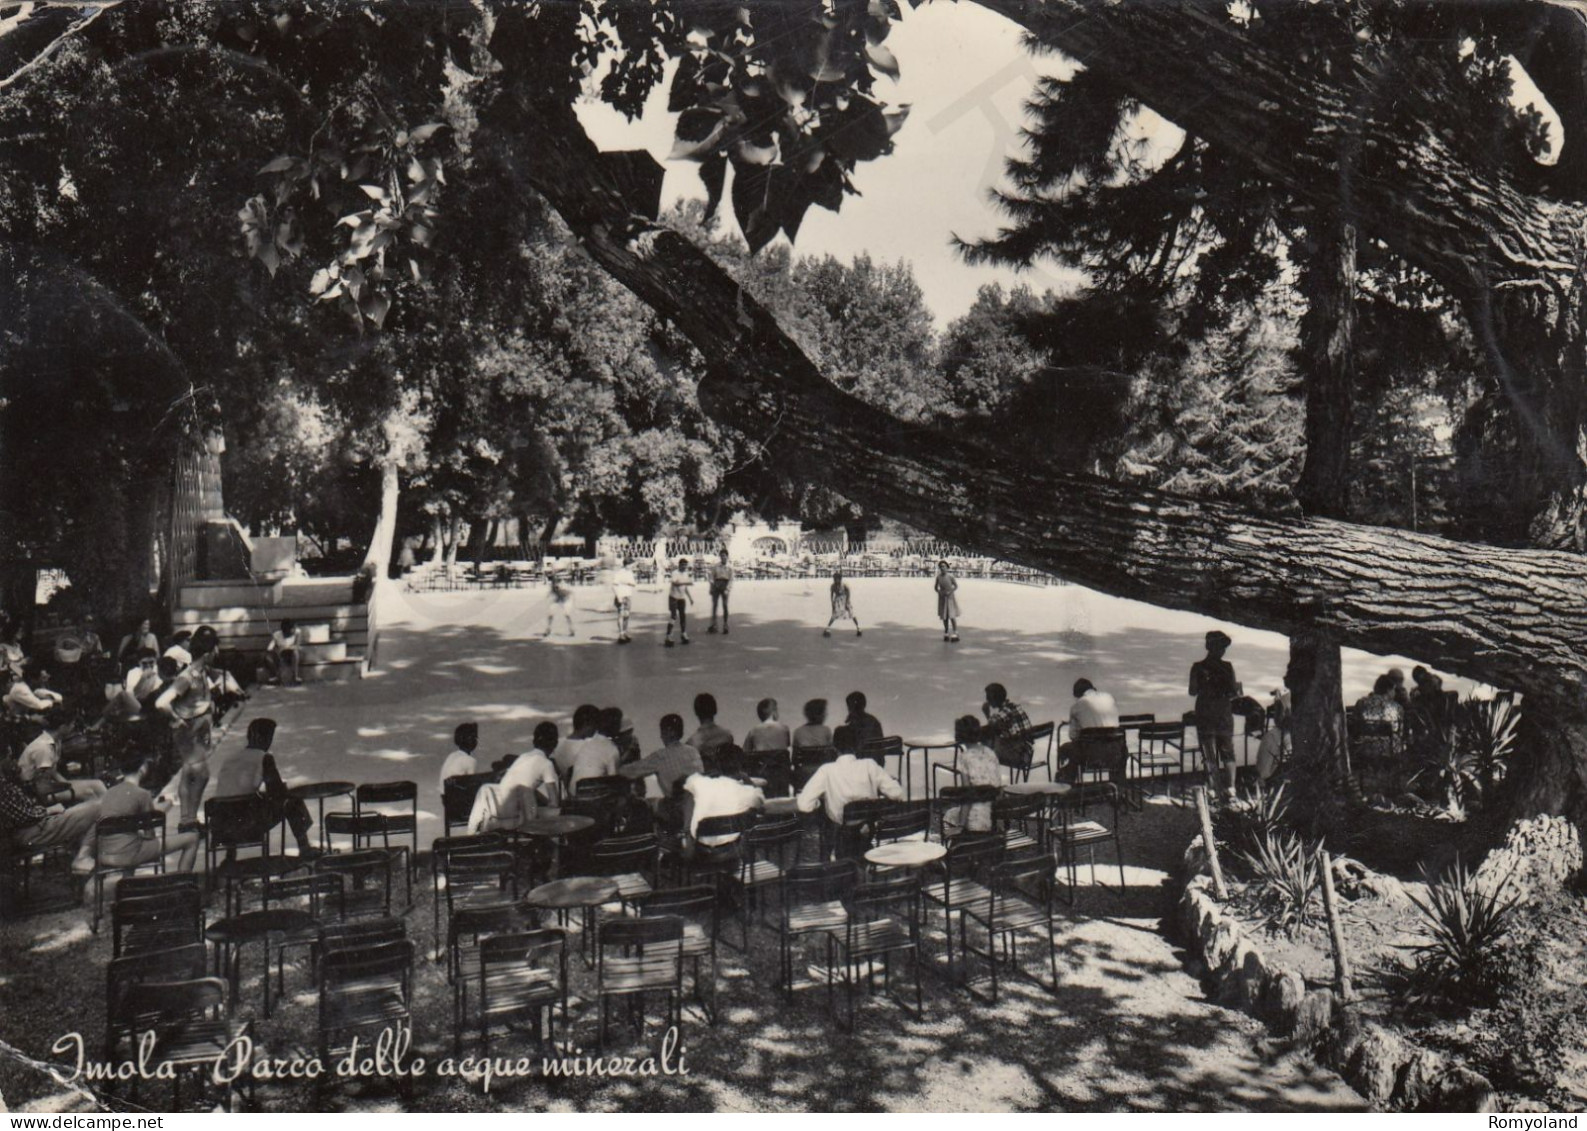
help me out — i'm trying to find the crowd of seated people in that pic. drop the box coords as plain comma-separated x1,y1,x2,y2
1,609,251,894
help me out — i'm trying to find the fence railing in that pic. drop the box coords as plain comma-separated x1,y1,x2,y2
403,551,1068,593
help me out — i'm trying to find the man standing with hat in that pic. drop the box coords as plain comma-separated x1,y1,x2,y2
1190,630,1241,799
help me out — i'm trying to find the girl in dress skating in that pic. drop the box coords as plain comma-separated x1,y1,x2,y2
935,559,960,642
823,570,862,637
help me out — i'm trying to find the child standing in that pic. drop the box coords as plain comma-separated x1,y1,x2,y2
663,558,694,646
823,570,862,637
935,559,960,642
543,569,575,637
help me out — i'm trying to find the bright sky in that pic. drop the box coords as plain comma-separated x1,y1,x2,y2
575,2,1087,325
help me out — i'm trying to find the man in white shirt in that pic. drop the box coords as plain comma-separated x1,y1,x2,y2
569,708,622,789
266,618,302,685
18,709,107,802
683,770,763,849
554,704,602,781
1068,678,1120,736
796,751,905,853
610,561,636,645
471,722,562,832
439,722,480,793
1058,678,1123,777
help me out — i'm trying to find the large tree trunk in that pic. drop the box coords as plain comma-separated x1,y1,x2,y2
507,100,1587,830
360,460,400,579
1284,625,1352,836
1295,221,1358,521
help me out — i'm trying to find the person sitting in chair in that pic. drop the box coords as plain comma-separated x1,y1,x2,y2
202,717,316,858
618,713,702,832
796,736,904,857
833,691,883,754
439,722,480,793
265,619,303,685
686,692,735,760
1057,678,1120,773
981,682,1033,770
18,708,107,803
743,698,790,754
944,715,1001,838
473,722,562,832
97,748,200,884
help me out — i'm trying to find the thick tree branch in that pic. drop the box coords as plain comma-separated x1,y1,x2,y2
507,99,1587,716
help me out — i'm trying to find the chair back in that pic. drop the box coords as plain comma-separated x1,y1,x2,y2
114,873,199,902
781,859,858,909
639,884,717,928
480,927,565,969
205,794,274,851
872,802,931,843
574,774,630,799
992,791,1045,826
264,871,346,920
320,939,414,1024
432,832,507,866
442,773,496,827
112,888,202,957
589,833,659,878
941,831,1003,878
859,735,902,767
846,872,917,922
357,780,418,808
742,815,802,857
792,745,836,789
113,977,228,1037
988,854,1056,911
743,748,792,797
837,796,894,829
1076,726,1130,779
313,848,395,916
600,913,683,950
319,916,405,956
106,943,208,1015
94,812,166,862
442,849,517,905
693,809,758,843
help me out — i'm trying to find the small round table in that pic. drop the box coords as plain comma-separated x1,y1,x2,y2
206,908,318,1018
287,781,355,851
526,876,619,966
905,738,960,800
865,841,947,870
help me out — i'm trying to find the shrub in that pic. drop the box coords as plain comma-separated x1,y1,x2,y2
1238,828,1322,934
1217,780,1292,861
1402,855,1517,1010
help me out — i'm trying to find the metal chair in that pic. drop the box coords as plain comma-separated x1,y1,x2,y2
442,772,497,837
920,831,1001,975
729,815,802,947
470,929,568,1054
317,939,415,1066
826,872,922,1029
112,886,202,958
205,794,294,915
587,832,660,912
107,978,253,1109
354,780,419,897
313,848,397,920
596,915,685,1048
792,745,837,793
103,943,208,1065
429,833,508,943
1135,721,1186,797
90,811,168,933
991,791,1046,854
638,885,721,1023
934,784,1000,843
743,748,792,798
871,802,932,846
827,797,893,861
960,854,1061,1002
439,850,519,959
860,736,908,792
776,860,856,1002
1013,722,1057,783
1050,785,1126,903
449,903,542,1034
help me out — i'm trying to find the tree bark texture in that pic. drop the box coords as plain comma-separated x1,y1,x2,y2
1295,220,1358,520
1285,626,1352,834
361,460,400,578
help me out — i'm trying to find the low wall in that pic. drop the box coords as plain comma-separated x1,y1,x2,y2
1177,835,1498,1112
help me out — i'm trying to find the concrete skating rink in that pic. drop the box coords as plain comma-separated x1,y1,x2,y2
225,577,1470,843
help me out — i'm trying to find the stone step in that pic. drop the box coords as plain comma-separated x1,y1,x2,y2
172,604,368,630
178,576,358,609
299,656,363,683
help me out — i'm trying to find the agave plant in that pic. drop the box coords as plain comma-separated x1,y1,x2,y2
1237,828,1322,934
1403,855,1517,1010
1465,696,1520,794
1411,739,1479,816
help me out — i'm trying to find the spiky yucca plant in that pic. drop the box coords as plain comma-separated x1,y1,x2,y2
1403,856,1517,1010
1238,829,1322,934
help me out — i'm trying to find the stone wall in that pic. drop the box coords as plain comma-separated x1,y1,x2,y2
1178,835,1499,1112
